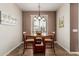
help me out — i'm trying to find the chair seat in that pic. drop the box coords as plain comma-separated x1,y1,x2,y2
45,39,52,42
26,39,34,42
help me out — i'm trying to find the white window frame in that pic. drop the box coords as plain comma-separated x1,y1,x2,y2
31,15,48,35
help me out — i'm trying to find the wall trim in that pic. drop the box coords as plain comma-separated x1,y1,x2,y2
56,41,79,55
69,52,79,55
56,41,70,53
4,41,56,56
3,42,23,56
3,41,79,56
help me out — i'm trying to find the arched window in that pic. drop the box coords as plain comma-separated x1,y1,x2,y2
31,15,48,35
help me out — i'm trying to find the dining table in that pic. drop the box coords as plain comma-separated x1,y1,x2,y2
29,33,55,55
23,33,55,55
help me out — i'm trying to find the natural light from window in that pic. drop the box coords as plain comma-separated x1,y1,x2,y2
31,15,48,35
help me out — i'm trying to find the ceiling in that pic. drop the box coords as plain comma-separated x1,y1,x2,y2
16,3,64,11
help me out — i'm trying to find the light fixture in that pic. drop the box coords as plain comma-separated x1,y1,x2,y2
38,3,41,20
34,3,46,34
34,3,45,21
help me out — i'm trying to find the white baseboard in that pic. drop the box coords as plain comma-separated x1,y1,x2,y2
56,41,79,55
69,52,79,55
56,41,70,53
3,42,23,56
3,41,79,56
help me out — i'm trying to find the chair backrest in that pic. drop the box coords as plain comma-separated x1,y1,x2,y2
23,32,34,42
26,35,34,39
47,32,55,40
23,32,27,41
34,36,45,44
44,35,52,39
51,32,55,40
23,32,31,39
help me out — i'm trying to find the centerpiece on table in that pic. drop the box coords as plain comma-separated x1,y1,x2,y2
36,31,42,36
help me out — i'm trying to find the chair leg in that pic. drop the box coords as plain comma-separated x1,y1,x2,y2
23,43,27,54
23,48,25,54
51,42,52,48
53,42,56,55
25,43,27,49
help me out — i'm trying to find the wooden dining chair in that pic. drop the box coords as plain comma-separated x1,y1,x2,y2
45,32,55,48
44,35,53,48
23,32,34,54
44,32,55,55
33,36,46,54
51,32,55,55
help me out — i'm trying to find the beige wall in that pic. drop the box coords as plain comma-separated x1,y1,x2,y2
22,11,56,34
56,4,70,52
0,3,22,55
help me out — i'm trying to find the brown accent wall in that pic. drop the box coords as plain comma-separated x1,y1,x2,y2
22,11,56,34
70,3,78,51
